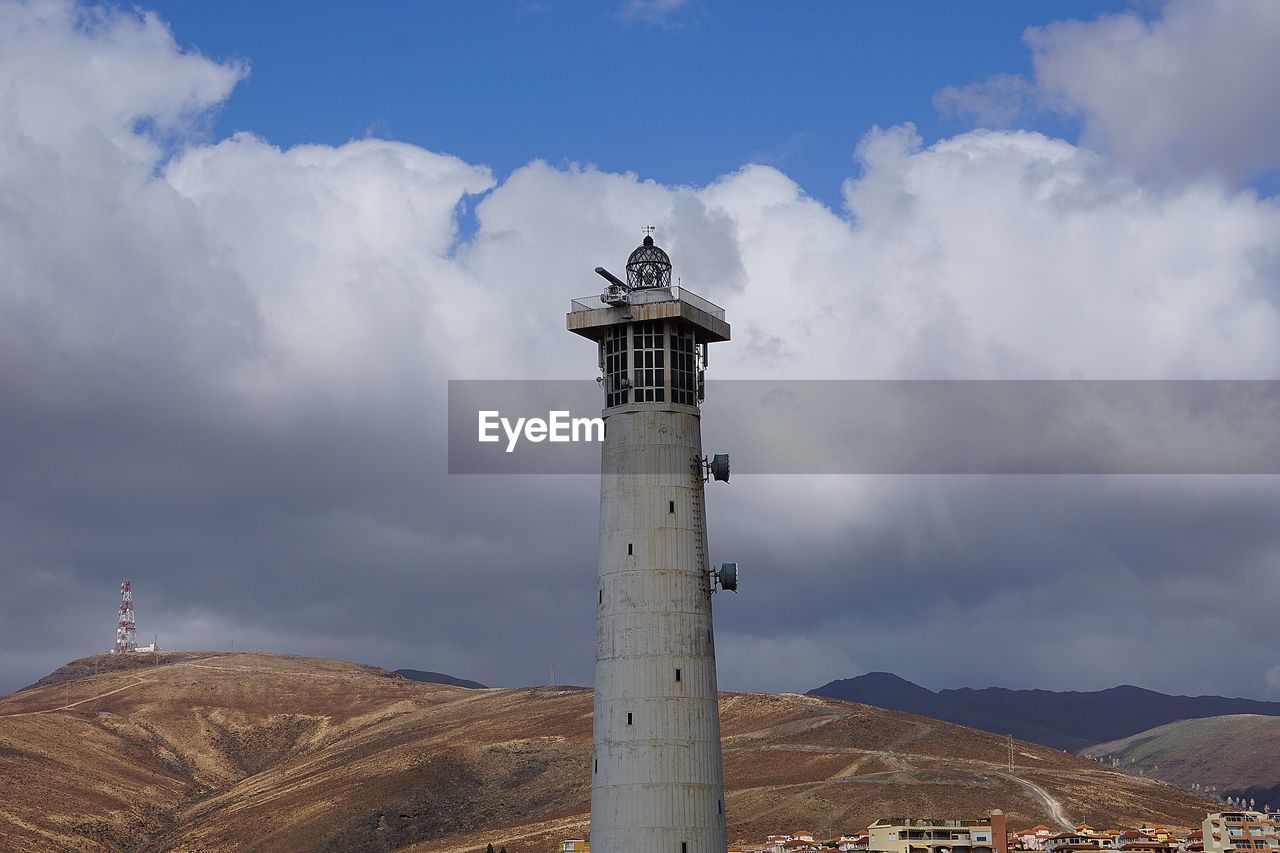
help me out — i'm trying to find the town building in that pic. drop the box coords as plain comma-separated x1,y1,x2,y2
868,812,1008,853
1203,812,1280,853
1012,825,1055,850
738,814,1226,853
1044,831,1102,853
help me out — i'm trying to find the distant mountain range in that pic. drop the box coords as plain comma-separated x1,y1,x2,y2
809,672,1280,752
393,668,487,689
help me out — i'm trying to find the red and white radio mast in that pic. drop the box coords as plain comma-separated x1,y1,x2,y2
114,580,136,653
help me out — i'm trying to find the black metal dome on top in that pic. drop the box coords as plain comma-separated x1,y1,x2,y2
626,235,672,290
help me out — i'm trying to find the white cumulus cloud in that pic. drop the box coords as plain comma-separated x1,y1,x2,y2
1030,0,1280,181
942,0,1280,182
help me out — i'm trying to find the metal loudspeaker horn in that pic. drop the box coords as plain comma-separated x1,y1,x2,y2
702,452,730,483
715,562,739,592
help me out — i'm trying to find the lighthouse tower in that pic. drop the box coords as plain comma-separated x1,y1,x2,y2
568,233,736,852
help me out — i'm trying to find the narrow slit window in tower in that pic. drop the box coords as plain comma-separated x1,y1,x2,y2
626,712,633,725
669,499,675,514
627,543,633,556
675,668,681,682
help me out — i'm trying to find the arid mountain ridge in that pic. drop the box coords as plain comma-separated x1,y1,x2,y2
1084,715,1280,807
810,671,1280,751
393,669,487,690
0,652,1218,852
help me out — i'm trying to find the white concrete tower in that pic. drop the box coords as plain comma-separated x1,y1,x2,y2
567,233,736,853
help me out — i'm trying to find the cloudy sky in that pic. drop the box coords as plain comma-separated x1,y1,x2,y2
2,0,1280,699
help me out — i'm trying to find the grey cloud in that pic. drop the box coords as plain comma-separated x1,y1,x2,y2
3,1,1280,708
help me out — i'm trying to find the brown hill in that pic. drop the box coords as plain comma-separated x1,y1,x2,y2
1084,714,1280,805
0,652,1216,852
